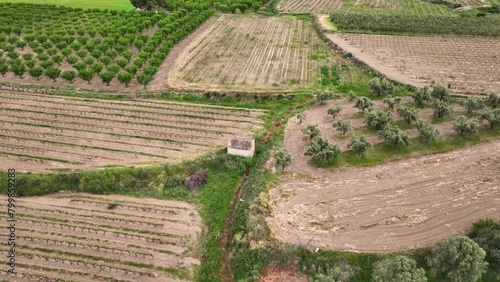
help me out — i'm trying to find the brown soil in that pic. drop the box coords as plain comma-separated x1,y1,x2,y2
260,264,310,282
326,33,500,95
1,192,200,281
167,15,338,92
0,90,264,172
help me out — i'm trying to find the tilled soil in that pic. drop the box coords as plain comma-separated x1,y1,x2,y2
266,99,500,252
0,91,264,172
0,192,201,281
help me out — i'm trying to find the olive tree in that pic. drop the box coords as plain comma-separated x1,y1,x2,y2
335,119,351,135
461,96,485,114
428,236,488,282
316,89,335,105
397,106,420,125
379,124,410,148
453,115,479,138
365,110,393,130
347,135,372,156
301,124,321,141
479,109,500,129
433,100,453,118
431,84,450,101
372,255,427,282
274,148,292,170
354,96,374,112
305,137,341,162
468,219,500,279
383,95,402,111
327,106,342,119
369,77,395,96
416,119,439,143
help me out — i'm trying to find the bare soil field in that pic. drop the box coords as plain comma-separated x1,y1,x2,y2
277,0,454,15
167,15,338,92
267,140,500,252
265,98,500,252
0,90,265,172
326,33,500,95
0,192,201,281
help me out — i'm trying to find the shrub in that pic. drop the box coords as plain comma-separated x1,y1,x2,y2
479,109,500,129
354,96,373,112
369,77,394,96
372,255,427,282
184,170,208,192
316,89,335,105
487,93,499,109
274,148,291,170
383,95,402,111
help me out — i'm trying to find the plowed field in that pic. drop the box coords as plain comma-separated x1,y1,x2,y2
0,193,201,281
0,90,265,172
326,33,500,95
167,15,337,92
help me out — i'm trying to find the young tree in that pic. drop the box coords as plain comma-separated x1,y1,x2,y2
453,115,479,138
28,66,44,80
479,109,500,129
316,89,335,105
433,100,453,118
347,90,357,101
327,106,342,119
347,135,372,156
461,96,485,114
428,236,487,282
61,70,76,83
354,96,374,112
305,137,341,162
468,219,500,279
11,62,26,78
487,93,499,109
431,84,450,101
136,73,152,89
416,119,439,143
99,55,112,66
335,119,352,135
52,54,63,66
301,124,321,141
397,106,420,125
372,255,427,282
383,95,402,111
365,110,393,130
45,67,61,82
369,77,395,96
0,63,8,77
274,148,291,170
78,69,95,84
379,124,410,148
99,71,115,86
117,72,133,87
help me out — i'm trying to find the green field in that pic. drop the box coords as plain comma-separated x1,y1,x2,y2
0,0,133,10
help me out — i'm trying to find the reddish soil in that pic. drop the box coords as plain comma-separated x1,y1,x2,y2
326,33,500,95
260,264,310,282
0,192,201,282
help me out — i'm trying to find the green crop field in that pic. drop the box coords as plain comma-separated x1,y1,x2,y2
0,0,133,10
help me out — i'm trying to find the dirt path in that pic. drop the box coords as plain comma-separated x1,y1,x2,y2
267,141,500,252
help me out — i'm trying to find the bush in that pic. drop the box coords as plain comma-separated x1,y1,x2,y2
184,170,208,192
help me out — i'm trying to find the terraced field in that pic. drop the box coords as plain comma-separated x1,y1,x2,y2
0,90,265,172
327,34,500,95
277,0,453,15
167,15,338,92
0,193,201,281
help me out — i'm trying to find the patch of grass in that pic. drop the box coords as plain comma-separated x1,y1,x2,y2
0,0,134,10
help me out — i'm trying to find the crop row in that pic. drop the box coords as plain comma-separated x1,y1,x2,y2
0,3,215,87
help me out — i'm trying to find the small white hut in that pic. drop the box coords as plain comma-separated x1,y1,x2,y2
227,137,255,158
